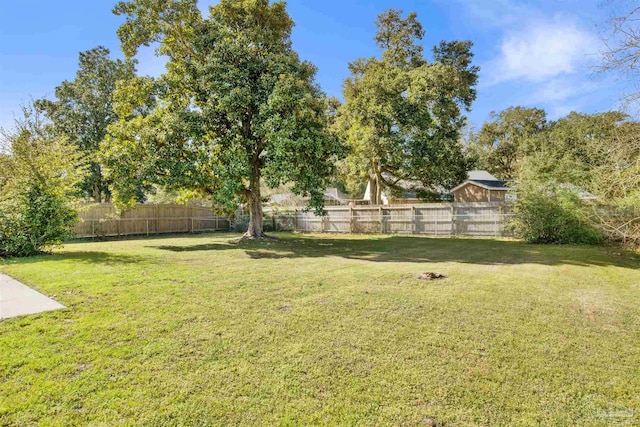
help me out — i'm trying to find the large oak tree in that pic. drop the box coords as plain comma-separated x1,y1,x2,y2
105,0,342,238
337,9,479,204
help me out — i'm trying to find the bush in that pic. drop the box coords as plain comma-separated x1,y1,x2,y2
231,216,250,233
262,217,275,233
0,190,78,257
509,185,602,245
0,108,84,257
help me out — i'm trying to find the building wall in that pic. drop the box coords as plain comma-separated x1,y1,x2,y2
489,190,506,202
454,184,506,203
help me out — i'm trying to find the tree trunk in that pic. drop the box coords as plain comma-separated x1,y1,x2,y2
369,162,384,205
244,162,266,239
93,183,102,203
375,173,383,205
369,175,378,205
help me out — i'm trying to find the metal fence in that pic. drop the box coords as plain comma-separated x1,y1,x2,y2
74,204,230,238
289,203,513,237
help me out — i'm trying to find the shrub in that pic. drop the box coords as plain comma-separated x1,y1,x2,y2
588,127,640,247
592,197,640,248
0,108,85,257
262,217,275,233
231,216,250,233
508,184,602,245
0,190,78,257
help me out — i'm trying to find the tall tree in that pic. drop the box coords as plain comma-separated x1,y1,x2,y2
106,0,342,238
0,106,85,257
470,106,548,180
35,47,136,202
337,9,479,204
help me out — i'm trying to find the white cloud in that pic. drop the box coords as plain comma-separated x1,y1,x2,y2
476,14,606,117
529,77,597,104
486,17,598,85
529,79,590,118
548,102,580,119
444,0,626,119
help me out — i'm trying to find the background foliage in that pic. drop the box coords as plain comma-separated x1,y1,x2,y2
35,47,137,203
0,108,85,257
471,108,640,246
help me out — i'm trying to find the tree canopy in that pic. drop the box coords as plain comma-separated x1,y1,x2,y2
469,106,548,181
336,9,479,203
105,0,343,237
35,46,136,202
520,111,628,186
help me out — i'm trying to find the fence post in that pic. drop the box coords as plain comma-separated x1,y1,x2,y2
451,204,456,236
146,219,149,237
379,206,384,234
294,209,298,232
434,213,438,236
350,207,355,233
411,206,416,234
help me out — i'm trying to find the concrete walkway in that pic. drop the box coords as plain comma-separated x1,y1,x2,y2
0,274,65,320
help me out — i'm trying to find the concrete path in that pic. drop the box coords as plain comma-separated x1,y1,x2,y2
0,274,65,320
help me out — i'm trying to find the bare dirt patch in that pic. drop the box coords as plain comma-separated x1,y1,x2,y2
418,272,446,281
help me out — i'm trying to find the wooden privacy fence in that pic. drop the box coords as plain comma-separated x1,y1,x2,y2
290,203,513,237
75,202,513,238
74,204,230,238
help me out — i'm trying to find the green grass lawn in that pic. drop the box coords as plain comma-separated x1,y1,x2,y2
1,233,639,426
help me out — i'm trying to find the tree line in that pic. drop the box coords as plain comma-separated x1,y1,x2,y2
1,0,639,255
466,107,640,245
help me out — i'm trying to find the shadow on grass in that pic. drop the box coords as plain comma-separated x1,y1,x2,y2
1,251,150,266
150,235,640,269
153,244,231,253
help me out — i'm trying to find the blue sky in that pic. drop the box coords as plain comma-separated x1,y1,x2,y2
0,0,631,132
